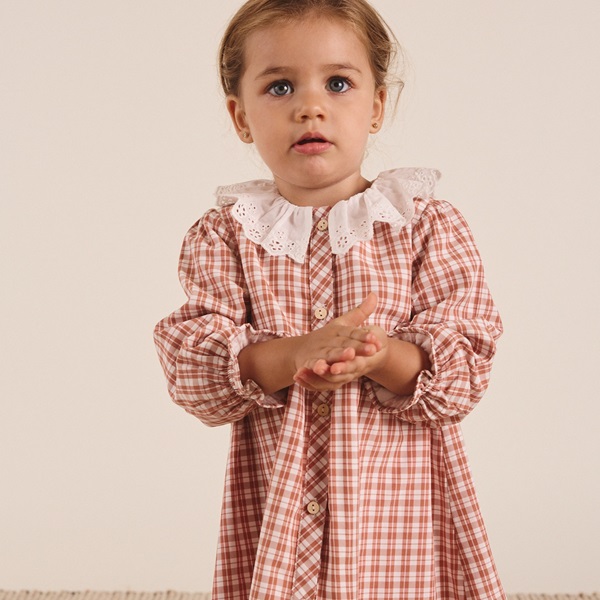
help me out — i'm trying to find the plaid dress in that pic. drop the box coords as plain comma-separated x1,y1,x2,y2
154,169,506,600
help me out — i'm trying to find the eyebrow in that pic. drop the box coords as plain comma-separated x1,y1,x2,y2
255,63,363,80
255,67,290,80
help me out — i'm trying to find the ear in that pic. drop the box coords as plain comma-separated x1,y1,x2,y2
226,95,253,143
370,86,387,133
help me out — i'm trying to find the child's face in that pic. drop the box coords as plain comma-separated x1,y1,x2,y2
227,17,386,206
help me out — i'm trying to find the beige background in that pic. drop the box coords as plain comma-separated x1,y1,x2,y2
1,0,599,593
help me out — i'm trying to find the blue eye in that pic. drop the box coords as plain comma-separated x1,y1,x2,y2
268,81,293,96
327,77,351,93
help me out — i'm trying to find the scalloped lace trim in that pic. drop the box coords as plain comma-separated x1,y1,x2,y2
216,168,440,263
233,196,311,264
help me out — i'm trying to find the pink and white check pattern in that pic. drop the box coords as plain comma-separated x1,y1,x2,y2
154,176,505,600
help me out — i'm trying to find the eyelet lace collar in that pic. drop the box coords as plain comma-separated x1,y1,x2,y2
215,168,440,263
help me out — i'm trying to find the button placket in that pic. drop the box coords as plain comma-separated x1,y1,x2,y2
309,209,333,331
292,391,330,599
292,208,334,599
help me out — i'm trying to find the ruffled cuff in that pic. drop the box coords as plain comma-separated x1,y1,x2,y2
370,328,438,414
226,324,289,409
369,323,493,426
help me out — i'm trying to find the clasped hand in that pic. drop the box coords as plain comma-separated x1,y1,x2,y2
293,293,388,391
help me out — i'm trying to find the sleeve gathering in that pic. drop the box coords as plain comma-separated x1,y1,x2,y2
153,210,286,427
372,199,503,427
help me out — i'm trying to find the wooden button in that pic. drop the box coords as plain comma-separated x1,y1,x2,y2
316,403,330,417
314,307,328,320
316,218,328,232
306,501,321,515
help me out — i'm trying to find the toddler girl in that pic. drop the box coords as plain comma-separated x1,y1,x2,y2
154,0,505,598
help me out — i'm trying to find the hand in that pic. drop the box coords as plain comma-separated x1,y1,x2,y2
239,292,428,396
292,293,389,391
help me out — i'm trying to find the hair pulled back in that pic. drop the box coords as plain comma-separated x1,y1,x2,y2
219,0,401,98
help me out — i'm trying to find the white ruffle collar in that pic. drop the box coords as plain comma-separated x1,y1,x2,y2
215,168,440,263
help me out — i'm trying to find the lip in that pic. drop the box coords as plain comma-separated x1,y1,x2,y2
292,131,333,155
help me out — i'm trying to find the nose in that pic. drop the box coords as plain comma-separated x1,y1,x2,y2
294,87,325,122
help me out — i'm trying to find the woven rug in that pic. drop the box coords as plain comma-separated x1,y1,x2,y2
1,593,599,600
1,591,599,600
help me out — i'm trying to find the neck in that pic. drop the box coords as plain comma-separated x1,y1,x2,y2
274,174,372,207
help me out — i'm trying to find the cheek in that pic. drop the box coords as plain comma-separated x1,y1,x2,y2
350,104,377,133
244,104,270,128
251,113,285,140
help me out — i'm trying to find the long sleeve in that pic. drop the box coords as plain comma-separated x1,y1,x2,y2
153,209,285,427
161,175,506,599
372,199,503,426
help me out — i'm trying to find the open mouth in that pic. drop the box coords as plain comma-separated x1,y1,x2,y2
295,132,330,145
297,137,328,145
293,133,332,154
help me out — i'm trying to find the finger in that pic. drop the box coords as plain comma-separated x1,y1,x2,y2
346,327,378,344
329,360,350,376
310,358,331,377
295,364,356,386
364,330,383,351
293,370,320,391
336,292,378,327
351,341,379,357
343,330,382,355
344,327,384,354
294,368,342,391
304,347,355,373
329,355,372,377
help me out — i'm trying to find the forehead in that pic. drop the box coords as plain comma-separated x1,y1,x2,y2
242,17,371,74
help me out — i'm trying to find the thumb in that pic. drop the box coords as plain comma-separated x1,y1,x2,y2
337,292,377,327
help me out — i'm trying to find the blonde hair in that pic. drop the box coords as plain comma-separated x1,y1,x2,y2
219,0,402,100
